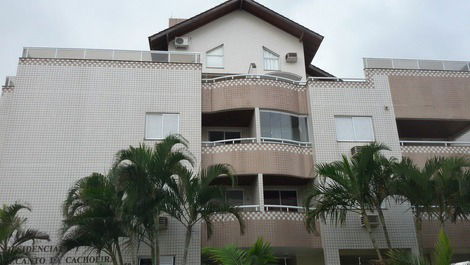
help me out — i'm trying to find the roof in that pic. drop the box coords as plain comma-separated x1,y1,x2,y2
306,64,335,77
148,0,324,67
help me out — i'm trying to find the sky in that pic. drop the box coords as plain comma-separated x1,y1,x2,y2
1,0,469,81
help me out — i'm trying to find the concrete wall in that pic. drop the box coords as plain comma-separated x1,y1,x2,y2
168,10,307,79
308,72,419,264
0,58,202,265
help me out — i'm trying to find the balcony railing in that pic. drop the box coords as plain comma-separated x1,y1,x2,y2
400,140,470,147
22,47,201,64
202,137,312,147
235,204,306,212
308,76,368,82
364,58,470,72
202,74,306,85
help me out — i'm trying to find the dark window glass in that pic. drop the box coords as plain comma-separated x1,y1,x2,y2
209,131,224,141
225,190,244,206
264,190,281,205
139,259,152,265
225,131,241,140
260,111,309,142
280,191,297,206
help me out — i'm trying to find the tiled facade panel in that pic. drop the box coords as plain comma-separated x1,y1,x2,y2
202,79,308,114
383,70,470,120
421,221,470,252
0,59,202,265
308,75,418,264
201,212,322,249
402,145,470,167
201,143,314,178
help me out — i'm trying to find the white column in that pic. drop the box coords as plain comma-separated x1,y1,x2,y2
254,107,261,143
257,173,264,212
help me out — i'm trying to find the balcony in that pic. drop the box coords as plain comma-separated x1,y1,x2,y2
202,74,309,114
201,138,314,178
201,205,322,250
400,140,470,167
22,47,201,64
420,220,470,255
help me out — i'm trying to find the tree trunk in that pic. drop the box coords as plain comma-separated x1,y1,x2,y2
361,207,384,264
414,215,425,257
115,239,124,265
182,225,193,265
152,215,161,265
376,206,392,249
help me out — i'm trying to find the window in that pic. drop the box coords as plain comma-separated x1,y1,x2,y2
208,131,241,141
260,110,309,142
145,113,179,140
140,256,174,265
206,45,224,68
263,47,280,71
335,116,374,141
225,190,244,206
263,190,297,206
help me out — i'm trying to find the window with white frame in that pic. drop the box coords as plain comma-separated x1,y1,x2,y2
145,113,179,140
263,47,280,71
206,45,224,68
334,116,375,141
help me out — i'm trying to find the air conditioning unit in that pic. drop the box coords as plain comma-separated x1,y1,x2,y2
174,37,189,48
159,217,169,230
360,214,380,228
285,52,297,63
351,146,364,156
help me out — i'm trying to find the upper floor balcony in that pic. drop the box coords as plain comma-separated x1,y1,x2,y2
22,47,201,64
202,74,309,114
400,140,470,167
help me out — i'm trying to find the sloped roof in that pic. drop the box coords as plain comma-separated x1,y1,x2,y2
148,0,324,67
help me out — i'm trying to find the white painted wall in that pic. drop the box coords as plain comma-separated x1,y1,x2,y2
168,10,307,79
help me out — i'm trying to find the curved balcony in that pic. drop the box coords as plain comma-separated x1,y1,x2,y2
202,74,308,114
400,141,470,167
420,220,470,252
201,205,322,249
201,138,314,178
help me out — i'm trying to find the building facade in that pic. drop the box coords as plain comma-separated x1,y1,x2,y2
1,0,469,265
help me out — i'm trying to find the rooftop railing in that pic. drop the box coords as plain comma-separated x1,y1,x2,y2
364,58,470,72
235,204,306,212
22,47,201,64
308,76,368,82
400,140,470,147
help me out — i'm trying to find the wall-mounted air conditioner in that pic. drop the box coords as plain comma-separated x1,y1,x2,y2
159,217,169,230
360,214,380,228
285,52,297,63
174,37,189,48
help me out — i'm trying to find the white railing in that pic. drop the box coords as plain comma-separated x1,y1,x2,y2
308,76,368,82
400,140,470,147
260,137,311,147
235,204,306,212
201,138,256,146
364,58,470,72
22,47,201,64
202,74,306,85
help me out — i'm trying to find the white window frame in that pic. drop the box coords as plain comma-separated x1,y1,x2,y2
144,113,180,140
206,45,224,69
263,47,280,71
334,116,375,142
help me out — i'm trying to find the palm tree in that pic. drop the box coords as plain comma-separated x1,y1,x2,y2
0,203,50,265
304,143,394,263
203,238,277,265
387,229,452,265
57,172,127,265
113,135,194,265
164,164,245,265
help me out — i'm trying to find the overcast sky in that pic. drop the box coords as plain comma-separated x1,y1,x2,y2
1,0,469,80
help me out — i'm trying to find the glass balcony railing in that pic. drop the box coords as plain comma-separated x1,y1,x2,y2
364,58,470,72
22,47,201,64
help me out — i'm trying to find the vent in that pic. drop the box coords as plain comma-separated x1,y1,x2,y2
159,217,168,230
285,52,297,63
174,37,189,48
360,215,379,228
351,146,364,156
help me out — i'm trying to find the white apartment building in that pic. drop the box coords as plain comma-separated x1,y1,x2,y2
1,0,469,265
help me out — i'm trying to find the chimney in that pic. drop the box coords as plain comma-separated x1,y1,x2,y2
169,18,187,27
